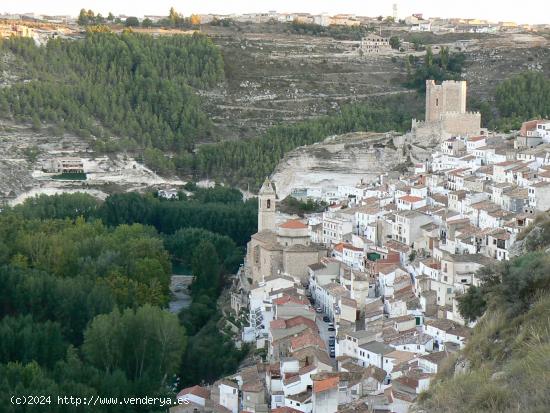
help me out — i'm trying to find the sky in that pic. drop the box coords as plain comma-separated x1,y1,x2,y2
1,1,549,25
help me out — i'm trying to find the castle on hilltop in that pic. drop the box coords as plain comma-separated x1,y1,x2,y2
412,80,481,141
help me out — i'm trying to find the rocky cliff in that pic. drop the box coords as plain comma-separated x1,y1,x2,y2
272,131,407,198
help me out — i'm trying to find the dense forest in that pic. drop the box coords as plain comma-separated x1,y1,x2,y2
0,32,223,152
0,188,256,412
418,215,550,412
469,72,550,131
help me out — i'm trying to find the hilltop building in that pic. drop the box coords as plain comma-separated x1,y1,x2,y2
360,34,391,54
412,80,481,141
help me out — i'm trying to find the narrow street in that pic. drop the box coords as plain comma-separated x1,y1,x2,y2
315,313,337,368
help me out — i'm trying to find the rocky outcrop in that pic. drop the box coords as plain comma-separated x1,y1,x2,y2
272,131,406,198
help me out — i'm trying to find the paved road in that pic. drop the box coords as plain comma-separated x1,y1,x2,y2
315,313,337,368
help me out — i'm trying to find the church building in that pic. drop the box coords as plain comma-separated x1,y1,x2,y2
245,178,327,285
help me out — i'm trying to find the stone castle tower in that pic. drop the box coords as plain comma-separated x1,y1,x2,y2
425,79,467,123
258,177,276,232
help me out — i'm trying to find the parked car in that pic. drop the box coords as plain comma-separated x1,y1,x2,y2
323,315,330,322
328,323,334,328
329,349,335,358
328,326,336,332
329,338,335,345
316,307,323,313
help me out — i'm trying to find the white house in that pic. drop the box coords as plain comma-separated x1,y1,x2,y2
424,319,471,349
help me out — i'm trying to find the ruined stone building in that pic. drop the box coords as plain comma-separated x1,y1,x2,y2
360,34,391,54
412,80,481,141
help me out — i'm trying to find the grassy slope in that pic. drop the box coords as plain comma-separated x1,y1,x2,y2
419,296,550,412
418,218,550,413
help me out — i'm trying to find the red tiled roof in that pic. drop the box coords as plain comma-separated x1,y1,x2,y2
399,195,423,203
280,219,308,229
273,294,310,307
334,242,362,253
285,316,319,332
520,119,545,135
334,242,345,253
177,385,210,400
299,364,317,375
344,244,363,252
313,376,339,393
271,316,318,332
270,319,286,329
272,408,303,413
290,331,326,352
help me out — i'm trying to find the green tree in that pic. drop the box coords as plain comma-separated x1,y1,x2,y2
169,7,182,26
83,305,186,384
457,285,487,322
493,72,550,130
191,240,221,298
0,315,67,369
78,8,89,25
389,36,401,49
125,17,140,27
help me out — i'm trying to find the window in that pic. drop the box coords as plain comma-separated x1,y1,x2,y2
267,199,271,209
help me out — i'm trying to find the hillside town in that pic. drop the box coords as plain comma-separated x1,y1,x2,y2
170,80,550,412
2,8,549,46
2,10,549,33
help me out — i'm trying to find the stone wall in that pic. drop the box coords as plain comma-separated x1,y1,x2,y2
283,249,327,283
441,111,481,136
425,80,467,122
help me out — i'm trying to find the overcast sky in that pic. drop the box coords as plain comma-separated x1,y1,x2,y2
1,1,548,25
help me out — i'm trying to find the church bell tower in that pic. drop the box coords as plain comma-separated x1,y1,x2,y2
258,177,276,232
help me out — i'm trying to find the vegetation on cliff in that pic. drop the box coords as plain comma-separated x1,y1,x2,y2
187,93,423,188
405,46,466,91
419,214,550,412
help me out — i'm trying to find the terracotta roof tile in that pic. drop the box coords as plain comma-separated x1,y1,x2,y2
313,376,339,393
177,385,210,400
399,195,424,203
280,219,308,229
